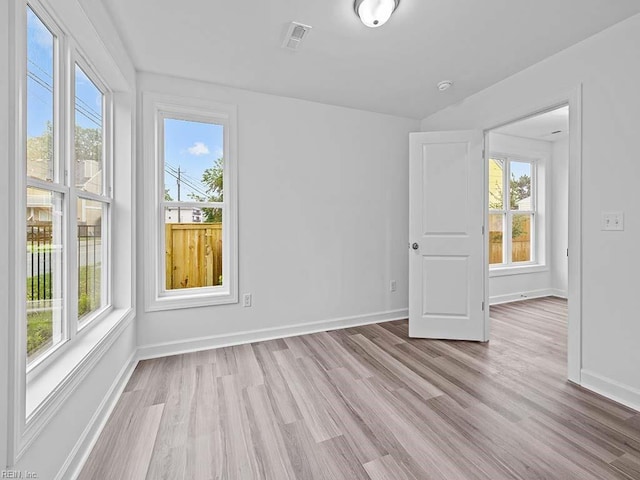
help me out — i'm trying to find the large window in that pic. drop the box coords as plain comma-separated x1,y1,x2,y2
488,157,536,267
25,5,111,367
143,95,238,311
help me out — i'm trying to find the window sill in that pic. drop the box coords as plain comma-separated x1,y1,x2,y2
489,264,549,277
146,290,238,312
21,307,134,457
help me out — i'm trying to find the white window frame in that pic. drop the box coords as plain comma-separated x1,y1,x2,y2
8,0,136,465
71,55,112,331
143,93,238,311
489,154,540,270
21,1,114,377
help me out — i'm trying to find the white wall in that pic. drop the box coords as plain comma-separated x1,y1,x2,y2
488,133,553,303
421,13,640,405
2,0,138,477
551,138,569,296
137,72,417,355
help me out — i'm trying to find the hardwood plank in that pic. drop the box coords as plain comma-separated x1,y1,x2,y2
364,454,417,480
611,454,640,479
272,348,342,443
121,404,164,480
244,384,296,480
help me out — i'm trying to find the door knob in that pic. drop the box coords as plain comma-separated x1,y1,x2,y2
411,243,419,250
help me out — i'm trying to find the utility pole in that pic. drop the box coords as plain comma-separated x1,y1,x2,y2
177,166,181,223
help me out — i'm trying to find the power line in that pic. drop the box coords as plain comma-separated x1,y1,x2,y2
27,67,102,128
165,164,210,199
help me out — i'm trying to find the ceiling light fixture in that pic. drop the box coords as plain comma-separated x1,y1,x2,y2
354,0,399,28
437,80,453,91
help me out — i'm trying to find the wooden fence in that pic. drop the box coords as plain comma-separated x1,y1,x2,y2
165,223,223,290
489,237,531,264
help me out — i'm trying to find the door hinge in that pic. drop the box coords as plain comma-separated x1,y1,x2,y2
566,248,569,257
482,301,485,311
481,225,485,235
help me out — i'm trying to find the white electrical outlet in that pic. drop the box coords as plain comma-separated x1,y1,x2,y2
602,212,624,231
242,293,252,307
390,280,397,292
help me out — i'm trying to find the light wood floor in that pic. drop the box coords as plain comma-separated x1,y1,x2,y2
79,297,640,479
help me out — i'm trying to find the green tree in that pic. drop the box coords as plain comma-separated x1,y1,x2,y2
510,173,531,238
189,157,223,223
509,173,531,210
27,121,53,162
27,122,102,164
164,189,173,201
489,172,531,239
74,125,102,162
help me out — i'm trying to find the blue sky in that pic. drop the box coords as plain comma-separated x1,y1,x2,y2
164,119,224,201
27,7,103,136
27,7,54,138
511,161,531,180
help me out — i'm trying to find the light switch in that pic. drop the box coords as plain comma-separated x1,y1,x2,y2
602,212,624,231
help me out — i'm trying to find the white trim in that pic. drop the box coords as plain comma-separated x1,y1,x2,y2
581,370,640,413
54,351,138,480
16,309,134,462
483,85,582,384
137,309,409,360
142,92,239,312
489,289,558,305
550,288,567,299
566,86,583,384
489,264,549,277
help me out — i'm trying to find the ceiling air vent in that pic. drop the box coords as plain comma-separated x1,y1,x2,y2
282,22,312,51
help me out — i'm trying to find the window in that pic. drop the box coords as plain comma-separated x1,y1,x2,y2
488,157,536,267
162,118,224,291
25,5,111,368
143,95,238,310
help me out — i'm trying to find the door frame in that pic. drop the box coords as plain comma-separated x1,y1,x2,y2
482,85,583,384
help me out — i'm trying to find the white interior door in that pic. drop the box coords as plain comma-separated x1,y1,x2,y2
409,130,487,341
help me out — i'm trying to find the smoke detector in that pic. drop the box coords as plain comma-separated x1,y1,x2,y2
282,22,312,51
437,80,453,92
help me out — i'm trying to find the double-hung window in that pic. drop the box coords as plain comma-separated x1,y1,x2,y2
25,4,111,369
488,157,536,267
143,95,238,310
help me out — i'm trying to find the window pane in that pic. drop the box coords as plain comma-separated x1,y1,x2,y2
27,188,64,363
512,213,532,263
163,118,224,203
165,207,223,289
488,158,504,210
510,161,532,210
77,199,105,323
26,8,55,182
75,65,104,195
489,213,504,265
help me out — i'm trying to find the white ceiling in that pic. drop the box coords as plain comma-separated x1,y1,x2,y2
103,0,640,119
495,106,569,142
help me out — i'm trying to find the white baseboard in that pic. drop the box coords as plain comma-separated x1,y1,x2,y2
551,288,567,299
56,352,138,480
580,370,640,413
137,308,409,360
489,288,557,305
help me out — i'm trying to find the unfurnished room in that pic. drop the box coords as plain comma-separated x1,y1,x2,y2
1,0,640,479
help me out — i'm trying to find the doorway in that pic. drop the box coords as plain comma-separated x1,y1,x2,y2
408,89,582,384
484,102,579,382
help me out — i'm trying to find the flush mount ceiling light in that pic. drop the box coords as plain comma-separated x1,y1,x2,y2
354,0,400,28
